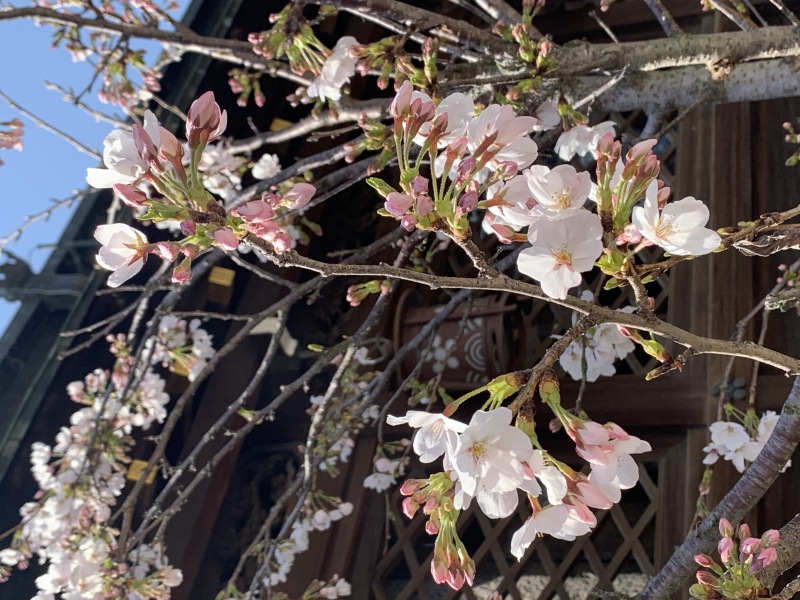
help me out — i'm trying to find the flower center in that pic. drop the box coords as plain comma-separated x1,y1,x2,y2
552,245,572,266
654,216,676,240
552,189,573,209
470,441,488,461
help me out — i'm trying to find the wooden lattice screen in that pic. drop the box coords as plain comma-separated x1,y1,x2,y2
372,463,659,600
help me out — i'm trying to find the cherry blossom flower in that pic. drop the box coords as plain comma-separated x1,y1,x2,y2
632,181,721,256
467,104,538,170
307,36,359,102
533,100,560,132
709,421,750,452
446,407,534,518
386,411,467,463
94,223,149,287
517,210,603,299
525,164,592,220
485,174,538,229
411,91,474,147
510,505,569,559
251,152,281,179
86,110,161,188
554,121,616,161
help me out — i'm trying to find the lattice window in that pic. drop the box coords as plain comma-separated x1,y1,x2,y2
372,464,659,600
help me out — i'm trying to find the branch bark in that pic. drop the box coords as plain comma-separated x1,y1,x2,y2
247,246,800,374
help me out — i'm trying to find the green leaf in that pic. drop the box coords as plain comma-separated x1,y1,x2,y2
366,177,395,198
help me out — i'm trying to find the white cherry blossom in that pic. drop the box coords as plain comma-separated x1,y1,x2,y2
632,181,721,256
386,410,467,463
554,121,616,161
486,174,538,229
411,91,474,147
517,210,603,300
510,505,569,559
709,420,750,452
86,110,161,188
525,164,592,220
252,152,281,179
94,223,148,287
446,407,533,518
307,36,359,102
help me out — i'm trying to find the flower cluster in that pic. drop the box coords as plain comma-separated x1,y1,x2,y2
0,339,180,599
87,92,316,287
691,519,779,599
703,409,789,473
373,80,540,240
267,494,353,586
144,315,215,381
558,293,636,382
0,117,23,165
307,36,359,102
389,391,650,589
363,442,408,492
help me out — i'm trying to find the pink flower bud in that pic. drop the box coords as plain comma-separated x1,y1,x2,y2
719,518,734,538
761,529,780,547
718,536,734,563
186,91,227,147
626,138,657,164
447,136,468,158
740,537,761,556
181,244,199,259
232,200,275,222
171,258,192,285
180,219,196,236
446,567,466,591
487,222,516,244
415,194,433,217
132,124,158,163
412,175,429,195
738,523,751,541
457,191,478,215
156,242,180,262
695,570,716,586
694,554,714,568
270,232,292,254
401,497,420,519
284,182,315,209
431,559,448,584
158,126,184,162
385,192,413,217
400,479,420,496
752,547,778,572
401,215,418,231
390,80,413,117
112,183,148,208
494,160,518,179
210,227,239,251
455,157,477,185
425,519,439,535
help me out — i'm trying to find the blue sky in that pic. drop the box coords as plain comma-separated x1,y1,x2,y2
0,4,187,335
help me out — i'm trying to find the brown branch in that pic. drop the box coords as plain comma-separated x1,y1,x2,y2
641,0,683,36
295,0,514,56
249,246,800,374
227,100,389,154
509,313,599,414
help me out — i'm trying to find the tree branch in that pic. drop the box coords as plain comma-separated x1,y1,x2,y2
247,245,800,374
